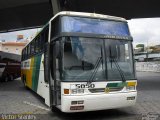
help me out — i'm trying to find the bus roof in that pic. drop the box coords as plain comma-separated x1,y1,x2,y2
24,11,127,48
49,11,127,23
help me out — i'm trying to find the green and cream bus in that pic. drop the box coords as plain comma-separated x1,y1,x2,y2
21,11,137,113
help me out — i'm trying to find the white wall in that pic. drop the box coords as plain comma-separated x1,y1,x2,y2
136,62,160,72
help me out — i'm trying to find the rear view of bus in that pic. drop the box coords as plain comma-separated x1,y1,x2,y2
49,12,137,112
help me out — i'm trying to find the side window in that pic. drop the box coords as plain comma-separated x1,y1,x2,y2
22,50,24,60
39,36,42,52
41,26,49,51
31,41,35,55
35,38,39,53
41,33,45,51
24,48,26,59
51,17,60,39
44,28,49,43
28,44,30,56
26,46,28,59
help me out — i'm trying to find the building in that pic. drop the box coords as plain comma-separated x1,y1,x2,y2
0,41,27,55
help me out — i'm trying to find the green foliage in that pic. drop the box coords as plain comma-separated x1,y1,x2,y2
136,44,144,48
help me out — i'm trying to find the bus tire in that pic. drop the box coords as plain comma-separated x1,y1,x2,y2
9,75,14,81
4,76,9,82
51,106,61,113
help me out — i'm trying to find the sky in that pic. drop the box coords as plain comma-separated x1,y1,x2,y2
0,28,41,42
0,18,160,48
128,18,160,47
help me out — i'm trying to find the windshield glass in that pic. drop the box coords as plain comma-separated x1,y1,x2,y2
62,37,135,81
105,39,135,80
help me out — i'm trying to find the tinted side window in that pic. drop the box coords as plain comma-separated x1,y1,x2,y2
41,26,49,51
35,37,39,53
31,41,35,55
28,44,30,56
22,50,24,60
51,17,60,39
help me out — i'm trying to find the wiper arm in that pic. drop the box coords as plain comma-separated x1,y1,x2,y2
109,46,126,82
88,57,102,83
112,58,126,82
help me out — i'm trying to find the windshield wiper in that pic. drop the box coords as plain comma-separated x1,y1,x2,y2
109,46,126,82
88,57,102,83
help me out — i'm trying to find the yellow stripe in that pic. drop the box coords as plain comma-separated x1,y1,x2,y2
127,82,137,86
26,58,34,88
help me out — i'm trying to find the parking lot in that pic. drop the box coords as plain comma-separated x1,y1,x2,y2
0,72,160,120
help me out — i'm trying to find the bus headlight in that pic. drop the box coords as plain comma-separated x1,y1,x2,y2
126,86,135,91
71,89,84,94
126,82,137,91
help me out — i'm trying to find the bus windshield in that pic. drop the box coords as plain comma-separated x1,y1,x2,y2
63,37,135,82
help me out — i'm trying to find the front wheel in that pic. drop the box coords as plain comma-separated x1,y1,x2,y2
9,75,14,81
4,76,9,82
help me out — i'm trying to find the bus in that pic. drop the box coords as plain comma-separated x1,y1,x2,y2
0,51,21,82
21,11,137,113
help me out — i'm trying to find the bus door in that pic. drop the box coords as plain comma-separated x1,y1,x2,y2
50,41,62,107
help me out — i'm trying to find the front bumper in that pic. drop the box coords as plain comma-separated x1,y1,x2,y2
61,91,137,112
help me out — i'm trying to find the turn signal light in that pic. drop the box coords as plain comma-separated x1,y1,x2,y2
64,89,69,94
127,82,137,86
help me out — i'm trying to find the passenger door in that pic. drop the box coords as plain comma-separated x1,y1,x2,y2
50,41,61,107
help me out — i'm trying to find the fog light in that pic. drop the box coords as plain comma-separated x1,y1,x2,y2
126,86,135,91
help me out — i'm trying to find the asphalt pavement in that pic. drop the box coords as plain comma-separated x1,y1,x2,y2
0,72,160,120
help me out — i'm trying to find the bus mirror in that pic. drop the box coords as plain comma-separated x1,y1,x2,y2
44,43,50,83
44,42,49,52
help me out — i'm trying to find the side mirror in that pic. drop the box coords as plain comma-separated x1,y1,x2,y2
44,42,50,83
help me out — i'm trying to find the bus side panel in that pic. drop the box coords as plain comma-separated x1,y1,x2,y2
21,55,50,106
21,59,32,88
36,54,50,106
31,55,42,92
27,58,34,88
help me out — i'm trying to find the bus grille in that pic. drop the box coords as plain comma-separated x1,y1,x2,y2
88,87,123,93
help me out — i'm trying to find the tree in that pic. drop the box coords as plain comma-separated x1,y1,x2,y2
136,44,144,48
136,44,144,52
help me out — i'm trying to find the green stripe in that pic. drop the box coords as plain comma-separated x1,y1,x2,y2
32,55,42,92
107,82,127,88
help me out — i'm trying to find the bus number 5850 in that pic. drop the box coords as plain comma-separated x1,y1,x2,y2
75,84,95,89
